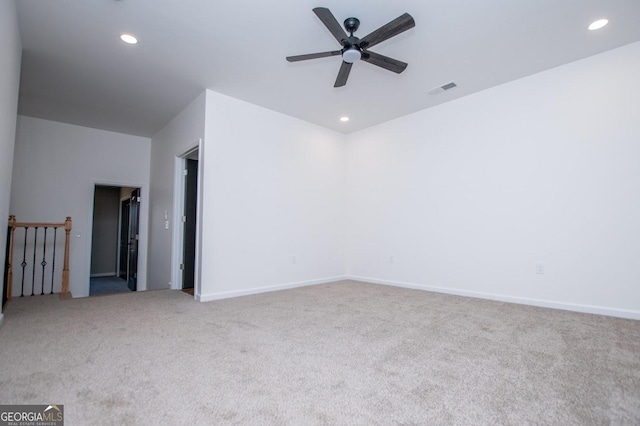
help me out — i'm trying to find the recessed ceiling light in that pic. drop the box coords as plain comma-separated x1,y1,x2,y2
340,116,349,122
120,33,138,44
588,18,609,31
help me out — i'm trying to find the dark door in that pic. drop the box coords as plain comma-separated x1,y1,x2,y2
127,189,141,291
182,159,198,290
119,199,130,280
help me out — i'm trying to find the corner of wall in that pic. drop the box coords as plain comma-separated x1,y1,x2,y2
343,42,640,318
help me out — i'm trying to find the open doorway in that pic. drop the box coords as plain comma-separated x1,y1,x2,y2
90,185,141,296
182,155,198,293
172,144,202,297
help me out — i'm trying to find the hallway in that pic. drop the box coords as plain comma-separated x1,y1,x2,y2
89,276,131,296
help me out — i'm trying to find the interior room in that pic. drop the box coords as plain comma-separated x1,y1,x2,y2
1,0,639,423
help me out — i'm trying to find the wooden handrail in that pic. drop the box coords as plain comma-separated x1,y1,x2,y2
5,215,72,300
12,222,68,228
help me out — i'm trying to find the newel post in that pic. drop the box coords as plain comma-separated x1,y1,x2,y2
60,216,72,300
6,215,16,300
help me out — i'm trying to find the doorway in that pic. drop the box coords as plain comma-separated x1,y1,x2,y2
182,157,198,291
90,185,141,296
172,144,202,296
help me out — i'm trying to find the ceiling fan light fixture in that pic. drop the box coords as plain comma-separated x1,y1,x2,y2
342,47,361,63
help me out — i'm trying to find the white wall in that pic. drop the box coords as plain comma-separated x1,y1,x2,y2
10,117,151,298
346,42,640,319
0,0,21,319
148,92,205,290
200,90,346,300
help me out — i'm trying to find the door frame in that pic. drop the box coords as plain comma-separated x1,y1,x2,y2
171,139,203,297
87,180,149,296
116,195,131,280
127,188,141,292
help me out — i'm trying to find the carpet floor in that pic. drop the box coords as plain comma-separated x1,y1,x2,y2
0,280,639,424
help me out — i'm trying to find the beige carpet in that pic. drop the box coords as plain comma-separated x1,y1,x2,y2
0,280,639,424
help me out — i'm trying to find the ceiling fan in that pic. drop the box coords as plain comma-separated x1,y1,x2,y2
286,7,415,87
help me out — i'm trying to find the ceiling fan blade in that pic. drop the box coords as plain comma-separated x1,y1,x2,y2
359,13,415,50
334,61,352,87
313,7,348,44
361,51,408,73
286,51,342,62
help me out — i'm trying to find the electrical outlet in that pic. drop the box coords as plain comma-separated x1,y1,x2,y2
389,255,395,263
536,263,544,274
290,255,296,264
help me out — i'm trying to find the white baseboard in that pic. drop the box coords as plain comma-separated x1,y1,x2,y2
90,272,117,278
197,275,349,302
347,275,640,321
194,274,640,320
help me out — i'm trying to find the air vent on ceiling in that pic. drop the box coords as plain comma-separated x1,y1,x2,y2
428,81,457,95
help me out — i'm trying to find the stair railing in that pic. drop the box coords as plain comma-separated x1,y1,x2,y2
3,215,72,309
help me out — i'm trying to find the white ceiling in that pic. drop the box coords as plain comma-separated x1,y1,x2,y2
15,0,640,137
